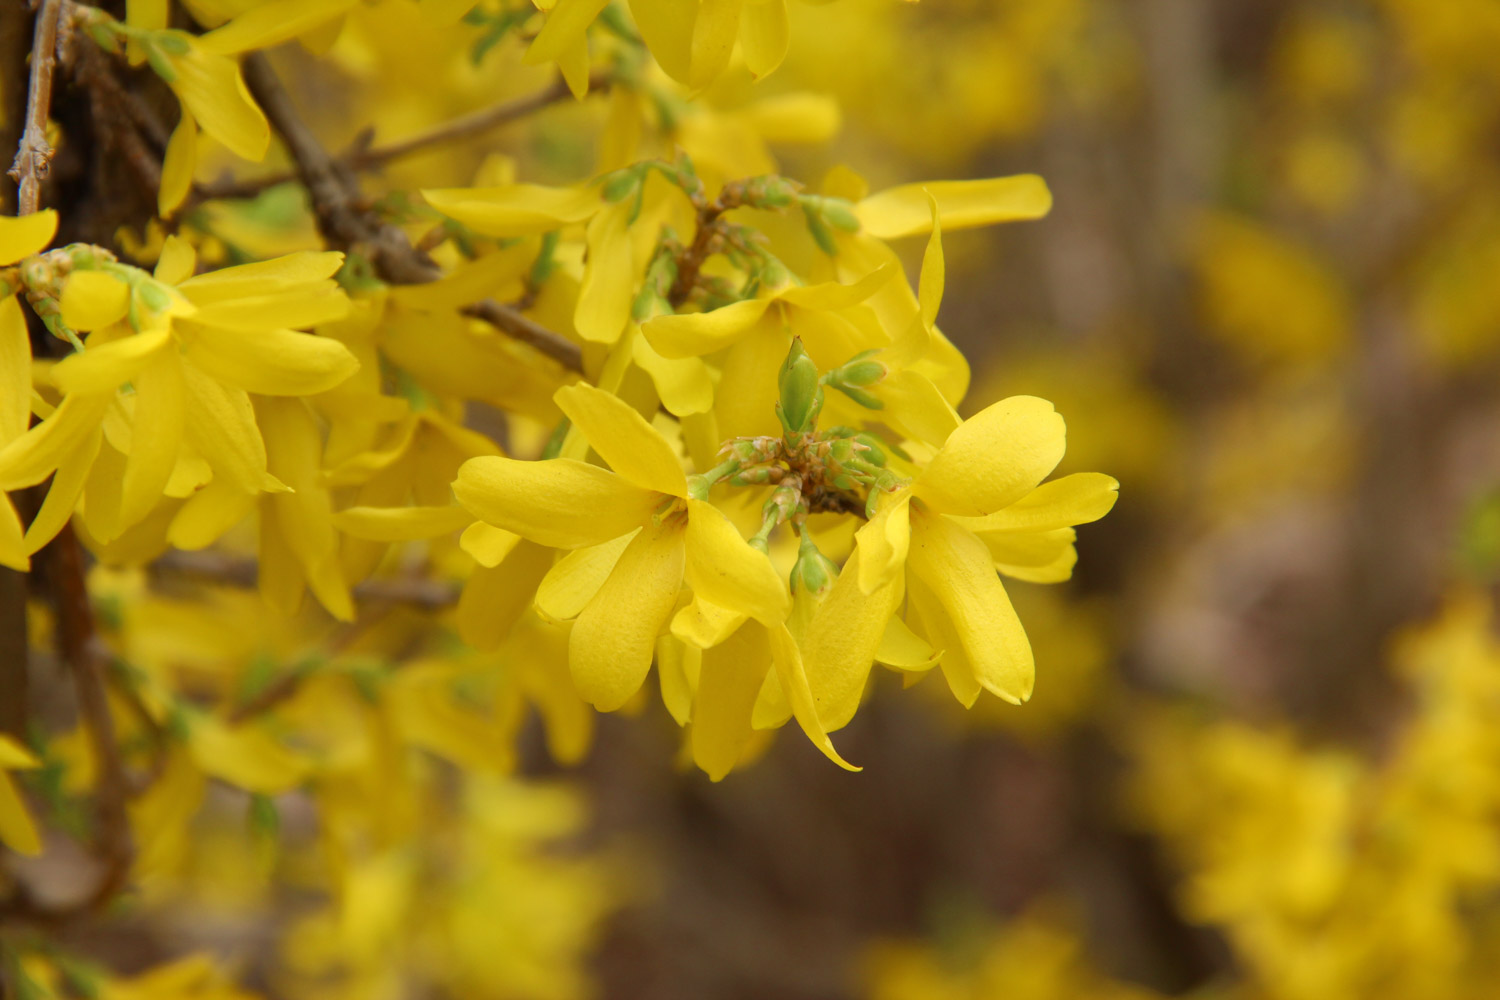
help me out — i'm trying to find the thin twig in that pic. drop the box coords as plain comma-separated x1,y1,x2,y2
192,73,605,205
467,298,583,370
10,0,64,214
9,526,137,921
240,53,584,371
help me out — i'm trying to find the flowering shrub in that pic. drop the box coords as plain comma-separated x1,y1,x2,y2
0,1,1119,995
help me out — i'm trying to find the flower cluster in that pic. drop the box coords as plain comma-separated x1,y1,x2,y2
1,2,1119,994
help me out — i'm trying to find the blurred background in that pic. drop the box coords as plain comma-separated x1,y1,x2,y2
10,1,1500,998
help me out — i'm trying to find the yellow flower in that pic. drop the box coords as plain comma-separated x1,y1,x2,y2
0,734,43,856
807,397,1117,727
0,209,59,570
453,382,789,710
641,267,893,438
0,240,357,557
106,13,272,213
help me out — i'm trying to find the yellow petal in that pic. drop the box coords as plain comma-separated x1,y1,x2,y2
690,621,769,780
79,436,126,543
197,0,357,54
632,331,714,416
188,287,349,330
158,110,197,216
258,396,352,621
453,455,659,549
640,298,771,359
457,541,552,650
0,209,57,265
743,92,840,145
800,546,902,732
905,567,980,707
387,243,533,311
555,382,686,496
876,614,942,671
768,622,858,771
525,0,609,64
875,370,960,448
684,497,789,624
181,366,271,494
187,715,310,794
420,184,600,238
166,42,270,161
178,251,344,299
180,323,358,396
0,498,26,571
459,520,521,568
856,175,1053,240
536,530,635,622
570,519,685,710
912,395,1065,517
657,636,700,726
0,392,111,491
854,486,910,594
907,507,1033,704
918,190,944,330
959,473,1120,533
155,235,198,285
628,0,694,82
420,0,480,23
574,199,637,344
51,327,172,394
670,595,747,649
167,477,255,549
688,0,743,88
332,504,474,541
0,734,39,769
983,527,1079,584
60,271,131,331
120,352,186,529
0,297,32,445
741,0,789,78
776,266,890,310
0,772,41,856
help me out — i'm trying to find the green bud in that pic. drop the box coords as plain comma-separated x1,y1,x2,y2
839,360,886,387
530,230,560,287
820,198,861,232
791,544,839,598
152,31,192,56
830,383,884,410
601,167,642,203
853,433,887,467
777,338,823,435
802,204,839,256
136,280,171,313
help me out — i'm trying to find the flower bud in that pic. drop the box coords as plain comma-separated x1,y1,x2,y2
791,541,839,598
777,339,823,435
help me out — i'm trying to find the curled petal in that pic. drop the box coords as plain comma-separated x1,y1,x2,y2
684,498,789,625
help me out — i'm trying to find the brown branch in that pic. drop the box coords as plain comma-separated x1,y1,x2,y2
240,53,584,371
192,72,605,204
466,299,583,371
2,527,137,927
9,0,63,215
74,41,163,197
49,526,134,911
